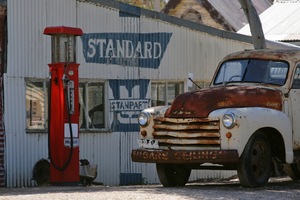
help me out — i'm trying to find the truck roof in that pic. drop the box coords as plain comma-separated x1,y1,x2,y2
223,49,300,62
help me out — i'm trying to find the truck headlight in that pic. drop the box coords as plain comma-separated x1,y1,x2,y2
222,112,236,129
138,111,150,127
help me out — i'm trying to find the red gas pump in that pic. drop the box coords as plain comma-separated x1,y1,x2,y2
44,26,83,185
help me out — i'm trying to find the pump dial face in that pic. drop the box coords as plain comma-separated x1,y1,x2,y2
68,70,74,76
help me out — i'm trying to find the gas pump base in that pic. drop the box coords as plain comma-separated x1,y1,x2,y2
50,182,80,186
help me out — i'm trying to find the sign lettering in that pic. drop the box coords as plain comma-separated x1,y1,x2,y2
81,33,172,68
131,150,239,163
132,150,168,161
109,80,150,132
110,99,150,112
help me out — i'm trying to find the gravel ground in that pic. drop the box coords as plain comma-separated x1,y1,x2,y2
1,177,300,200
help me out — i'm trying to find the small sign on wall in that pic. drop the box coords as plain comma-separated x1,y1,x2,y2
109,79,150,132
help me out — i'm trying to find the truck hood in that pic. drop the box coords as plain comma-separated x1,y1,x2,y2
165,86,282,118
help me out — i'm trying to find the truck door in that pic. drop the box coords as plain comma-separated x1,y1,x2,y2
290,64,300,150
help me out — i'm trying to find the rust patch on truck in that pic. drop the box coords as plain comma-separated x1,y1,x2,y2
131,149,239,164
165,86,282,118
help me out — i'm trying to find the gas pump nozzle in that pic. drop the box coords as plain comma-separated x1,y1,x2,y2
62,73,69,84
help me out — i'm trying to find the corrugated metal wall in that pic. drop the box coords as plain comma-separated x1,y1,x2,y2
0,5,6,187
5,0,253,187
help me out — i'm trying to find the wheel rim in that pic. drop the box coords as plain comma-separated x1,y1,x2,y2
250,140,268,179
237,133,271,187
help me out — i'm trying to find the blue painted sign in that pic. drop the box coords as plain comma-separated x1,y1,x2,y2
109,79,150,132
81,33,172,69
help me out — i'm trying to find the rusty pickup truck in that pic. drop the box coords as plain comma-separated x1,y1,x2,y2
131,49,300,187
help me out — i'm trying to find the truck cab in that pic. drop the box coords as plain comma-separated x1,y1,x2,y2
131,49,300,187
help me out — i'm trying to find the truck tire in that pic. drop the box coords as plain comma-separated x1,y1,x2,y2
237,132,271,187
156,164,191,187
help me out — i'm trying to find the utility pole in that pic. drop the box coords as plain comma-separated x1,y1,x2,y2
239,0,266,49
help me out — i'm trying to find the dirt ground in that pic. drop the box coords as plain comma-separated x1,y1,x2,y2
1,177,300,200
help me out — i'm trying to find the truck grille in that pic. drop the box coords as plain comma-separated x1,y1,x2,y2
153,117,220,150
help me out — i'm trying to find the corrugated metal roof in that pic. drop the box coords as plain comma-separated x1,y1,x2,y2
238,1,300,41
162,0,271,31
207,0,271,31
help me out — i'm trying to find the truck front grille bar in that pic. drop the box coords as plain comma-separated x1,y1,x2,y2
153,117,220,150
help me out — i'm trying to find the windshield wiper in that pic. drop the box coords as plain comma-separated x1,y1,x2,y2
188,77,201,89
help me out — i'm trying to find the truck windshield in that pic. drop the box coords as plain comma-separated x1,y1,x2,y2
213,59,289,86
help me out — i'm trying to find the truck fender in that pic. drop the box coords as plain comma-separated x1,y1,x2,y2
209,107,293,163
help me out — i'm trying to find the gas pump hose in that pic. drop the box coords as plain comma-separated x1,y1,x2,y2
48,76,74,171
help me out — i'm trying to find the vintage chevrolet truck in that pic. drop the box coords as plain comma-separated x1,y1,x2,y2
131,49,300,187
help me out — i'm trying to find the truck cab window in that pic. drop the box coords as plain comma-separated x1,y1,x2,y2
214,59,288,86
292,65,300,89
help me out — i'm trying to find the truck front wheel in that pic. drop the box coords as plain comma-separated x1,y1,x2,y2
237,132,271,187
156,164,191,187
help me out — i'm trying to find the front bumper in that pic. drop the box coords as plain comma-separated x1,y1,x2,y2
131,149,239,164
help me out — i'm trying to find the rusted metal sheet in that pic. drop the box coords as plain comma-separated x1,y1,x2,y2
152,116,221,148
154,117,219,123
165,86,282,118
131,149,239,164
153,123,219,131
153,131,220,138
157,138,220,145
